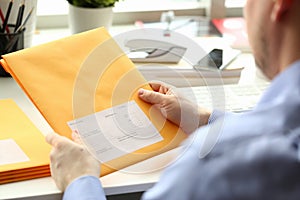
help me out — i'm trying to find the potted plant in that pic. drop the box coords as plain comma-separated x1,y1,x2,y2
67,0,119,34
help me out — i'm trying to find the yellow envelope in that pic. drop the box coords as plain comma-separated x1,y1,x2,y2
1,27,187,176
0,99,51,184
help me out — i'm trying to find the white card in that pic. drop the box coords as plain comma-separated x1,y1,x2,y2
68,101,163,162
0,139,30,166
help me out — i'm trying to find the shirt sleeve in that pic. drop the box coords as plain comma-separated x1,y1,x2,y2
208,109,226,124
63,175,106,200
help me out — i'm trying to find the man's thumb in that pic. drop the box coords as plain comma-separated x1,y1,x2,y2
138,89,165,104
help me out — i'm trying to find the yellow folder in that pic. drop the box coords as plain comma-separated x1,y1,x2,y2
0,99,51,184
0,27,187,177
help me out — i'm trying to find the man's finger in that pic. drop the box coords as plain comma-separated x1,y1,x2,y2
138,89,165,105
46,132,63,147
149,81,173,92
149,82,163,92
72,131,83,145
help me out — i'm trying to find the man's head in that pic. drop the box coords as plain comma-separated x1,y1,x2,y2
244,0,300,80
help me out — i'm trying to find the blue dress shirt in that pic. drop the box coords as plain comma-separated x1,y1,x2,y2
63,61,300,200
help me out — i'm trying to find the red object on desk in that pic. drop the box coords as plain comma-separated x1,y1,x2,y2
212,17,250,51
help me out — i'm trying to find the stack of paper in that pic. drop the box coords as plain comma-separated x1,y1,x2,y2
127,36,244,87
0,99,51,184
137,54,244,87
0,27,187,178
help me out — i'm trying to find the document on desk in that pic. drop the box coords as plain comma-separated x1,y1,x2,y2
0,99,51,184
68,101,163,162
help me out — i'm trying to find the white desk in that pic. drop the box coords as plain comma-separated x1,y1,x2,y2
0,27,266,200
0,27,184,199
0,77,184,199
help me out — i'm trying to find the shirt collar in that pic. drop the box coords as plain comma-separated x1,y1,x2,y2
258,60,300,105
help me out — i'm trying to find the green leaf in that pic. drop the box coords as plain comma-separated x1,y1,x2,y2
67,0,119,8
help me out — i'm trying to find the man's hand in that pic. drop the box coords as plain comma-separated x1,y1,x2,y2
138,82,211,134
46,132,100,191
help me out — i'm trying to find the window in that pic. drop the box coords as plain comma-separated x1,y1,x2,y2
226,0,246,8
225,0,246,17
36,0,245,29
37,0,202,16
36,0,205,28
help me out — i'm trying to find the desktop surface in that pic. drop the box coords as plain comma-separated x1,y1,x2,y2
0,77,181,200
0,25,268,200
0,79,269,199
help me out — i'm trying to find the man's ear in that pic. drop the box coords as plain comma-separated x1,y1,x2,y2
271,0,293,21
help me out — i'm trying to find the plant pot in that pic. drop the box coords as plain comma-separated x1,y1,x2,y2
68,4,113,34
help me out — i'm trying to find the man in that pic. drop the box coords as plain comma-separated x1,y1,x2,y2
46,0,300,199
